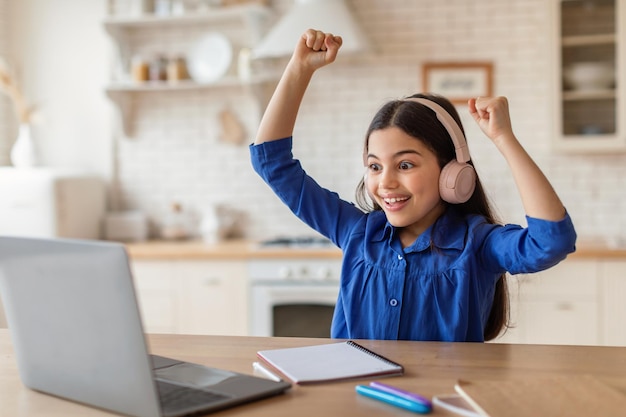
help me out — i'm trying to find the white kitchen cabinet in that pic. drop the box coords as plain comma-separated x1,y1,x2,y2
130,259,248,335
177,261,248,336
599,260,626,346
103,2,277,136
131,261,179,333
496,258,626,346
551,0,626,152
495,260,601,345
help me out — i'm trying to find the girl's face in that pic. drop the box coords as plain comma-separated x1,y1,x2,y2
366,126,446,245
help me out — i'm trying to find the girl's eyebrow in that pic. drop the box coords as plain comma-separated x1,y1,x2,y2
367,149,424,159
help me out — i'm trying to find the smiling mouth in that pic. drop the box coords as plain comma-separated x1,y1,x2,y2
383,196,409,204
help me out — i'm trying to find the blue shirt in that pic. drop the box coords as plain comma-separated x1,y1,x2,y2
250,137,577,342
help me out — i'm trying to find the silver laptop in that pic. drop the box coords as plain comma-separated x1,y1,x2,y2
0,236,290,417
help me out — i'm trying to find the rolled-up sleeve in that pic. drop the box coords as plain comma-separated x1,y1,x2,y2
481,212,577,274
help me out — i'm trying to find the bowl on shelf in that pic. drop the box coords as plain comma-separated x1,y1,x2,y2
186,32,233,84
563,62,615,91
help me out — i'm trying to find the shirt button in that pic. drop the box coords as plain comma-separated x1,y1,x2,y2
397,254,403,260
389,299,398,307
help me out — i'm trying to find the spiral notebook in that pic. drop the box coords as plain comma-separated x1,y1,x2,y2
256,341,404,384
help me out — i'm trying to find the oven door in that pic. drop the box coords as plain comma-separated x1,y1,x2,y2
250,284,339,337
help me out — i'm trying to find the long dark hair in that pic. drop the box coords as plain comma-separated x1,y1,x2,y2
355,93,509,341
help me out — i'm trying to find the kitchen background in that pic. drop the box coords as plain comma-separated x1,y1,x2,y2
0,0,625,242
2,0,626,347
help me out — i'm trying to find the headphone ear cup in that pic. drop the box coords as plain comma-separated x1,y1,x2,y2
439,161,477,204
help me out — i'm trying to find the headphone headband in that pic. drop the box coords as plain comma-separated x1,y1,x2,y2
403,97,471,163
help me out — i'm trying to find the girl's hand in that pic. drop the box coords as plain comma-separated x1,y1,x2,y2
468,96,514,146
291,29,343,72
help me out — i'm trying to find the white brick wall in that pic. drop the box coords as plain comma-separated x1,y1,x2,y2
110,0,625,241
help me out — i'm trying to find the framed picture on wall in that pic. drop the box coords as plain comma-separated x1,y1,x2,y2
422,62,493,104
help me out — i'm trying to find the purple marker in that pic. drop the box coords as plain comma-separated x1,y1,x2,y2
369,381,433,408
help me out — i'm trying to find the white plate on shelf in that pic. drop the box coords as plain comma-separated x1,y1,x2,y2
186,32,233,84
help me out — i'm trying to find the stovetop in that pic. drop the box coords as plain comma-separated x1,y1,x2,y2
258,236,334,248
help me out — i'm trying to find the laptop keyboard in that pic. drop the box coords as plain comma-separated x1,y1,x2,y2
156,380,230,415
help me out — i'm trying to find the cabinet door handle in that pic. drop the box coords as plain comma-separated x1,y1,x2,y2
203,277,221,286
556,302,573,311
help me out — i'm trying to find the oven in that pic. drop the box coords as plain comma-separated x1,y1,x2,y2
249,241,342,338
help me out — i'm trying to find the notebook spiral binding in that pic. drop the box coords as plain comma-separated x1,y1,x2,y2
346,341,404,370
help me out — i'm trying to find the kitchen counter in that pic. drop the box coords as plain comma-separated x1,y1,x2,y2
125,239,342,260
569,238,626,259
124,238,626,260
126,238,626,345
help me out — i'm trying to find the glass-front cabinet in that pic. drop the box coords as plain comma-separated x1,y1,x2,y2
553,0,625,152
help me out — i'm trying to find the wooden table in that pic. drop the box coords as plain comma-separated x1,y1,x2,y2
1,329,625,416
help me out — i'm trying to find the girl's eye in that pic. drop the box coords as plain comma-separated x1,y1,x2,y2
368,163,381,172
399,161,414,170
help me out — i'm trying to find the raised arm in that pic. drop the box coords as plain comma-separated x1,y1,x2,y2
468,97,566,221
254,29,342,145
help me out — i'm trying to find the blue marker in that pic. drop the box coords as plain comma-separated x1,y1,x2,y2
355,384,432,414
369,381,432,408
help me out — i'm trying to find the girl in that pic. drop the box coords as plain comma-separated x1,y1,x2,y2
250,29,576,342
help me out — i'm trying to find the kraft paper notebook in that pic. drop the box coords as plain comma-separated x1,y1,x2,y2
454,374,626,417
256,341,404,384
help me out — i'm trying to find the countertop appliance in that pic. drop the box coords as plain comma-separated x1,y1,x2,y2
0,167,106,239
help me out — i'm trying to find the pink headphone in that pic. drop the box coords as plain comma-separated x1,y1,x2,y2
404,98,476,204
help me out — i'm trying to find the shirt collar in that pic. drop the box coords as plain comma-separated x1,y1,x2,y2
372,207,468,252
